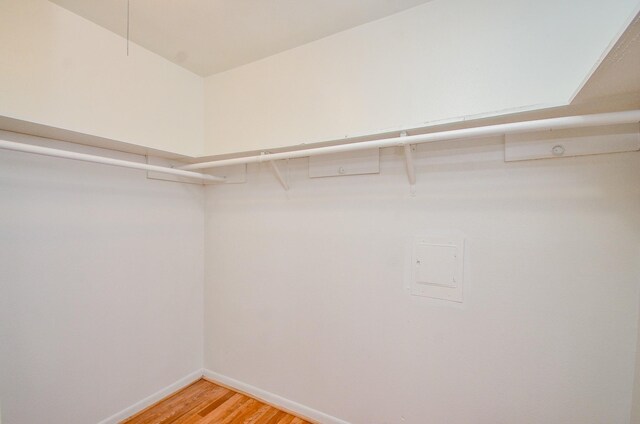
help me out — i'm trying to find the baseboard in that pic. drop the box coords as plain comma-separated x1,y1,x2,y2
202,369,350,424
96,369,204,424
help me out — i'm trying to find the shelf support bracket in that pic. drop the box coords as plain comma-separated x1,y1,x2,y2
266,156,289,191
401,132,416,193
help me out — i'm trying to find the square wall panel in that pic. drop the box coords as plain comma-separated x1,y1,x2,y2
411,233,465,302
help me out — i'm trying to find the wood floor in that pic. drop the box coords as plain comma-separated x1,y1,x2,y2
121,378,313,424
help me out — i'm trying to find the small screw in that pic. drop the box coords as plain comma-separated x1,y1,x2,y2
552,145,565,156
338,167,346,174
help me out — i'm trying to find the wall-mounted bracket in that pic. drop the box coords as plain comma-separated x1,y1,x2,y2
504,123,640,161
401,132,416,194
147,156,242,184
308,148,379,178
264,154,289,191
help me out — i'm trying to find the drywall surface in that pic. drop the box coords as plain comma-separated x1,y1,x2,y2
0,0,204,157
204,0,640,156
204,141,640,423
632,306,640,424
0,132,204,423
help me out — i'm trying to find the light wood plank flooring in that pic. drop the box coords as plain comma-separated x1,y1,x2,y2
121,378,313,424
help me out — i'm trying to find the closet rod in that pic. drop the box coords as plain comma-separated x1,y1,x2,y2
180,109,640,170
0,139,225,183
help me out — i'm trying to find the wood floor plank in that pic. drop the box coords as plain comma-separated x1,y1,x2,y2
154,385,227,424
252,408,281,424
218,398,259,424
119,379,313,424
276,415,296,424
122,380,214,424
123,380,206,423
196,390,236,417
259,410,287,424
228,399,264,424
171,389,235,424
241,404,274,424
198,393,247,423
160,387,232,424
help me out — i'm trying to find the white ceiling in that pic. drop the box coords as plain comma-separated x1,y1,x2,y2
573,12,640,103
50,0,433,76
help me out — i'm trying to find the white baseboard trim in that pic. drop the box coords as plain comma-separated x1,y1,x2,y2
202,369,350,424
97,369,204,424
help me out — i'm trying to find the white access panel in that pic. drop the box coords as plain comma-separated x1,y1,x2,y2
504,123,640,161
309,148,379,178
411,233,465,302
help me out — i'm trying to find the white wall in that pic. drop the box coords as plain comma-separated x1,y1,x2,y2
204,0,639,156
0,132,204,423
0,0,204,157
632,309,640,423
203,142,640,424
